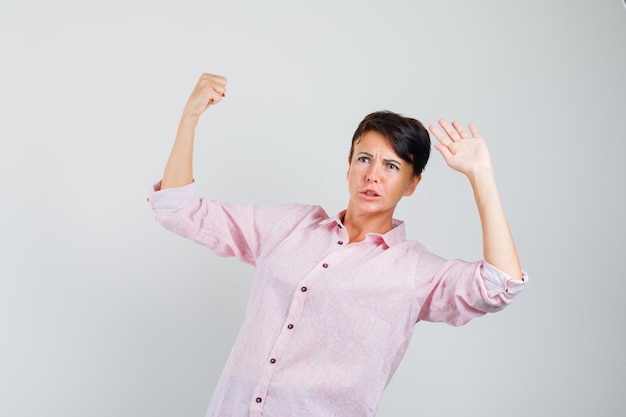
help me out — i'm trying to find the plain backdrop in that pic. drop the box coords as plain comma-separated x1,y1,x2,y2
1,0,625,416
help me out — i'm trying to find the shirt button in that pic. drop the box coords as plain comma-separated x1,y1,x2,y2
322,263,329,268
256,397,262,403
287,324,294,329
338,241,343,245
270,358,276,364
301,286,307,292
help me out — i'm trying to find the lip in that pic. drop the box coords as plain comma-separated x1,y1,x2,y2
359,189,382,200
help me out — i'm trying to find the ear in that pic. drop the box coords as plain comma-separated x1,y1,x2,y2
403,174,421,197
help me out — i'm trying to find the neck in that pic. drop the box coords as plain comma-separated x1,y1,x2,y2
342,205,394,243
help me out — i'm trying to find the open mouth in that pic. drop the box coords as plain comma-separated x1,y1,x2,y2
361,190,380,198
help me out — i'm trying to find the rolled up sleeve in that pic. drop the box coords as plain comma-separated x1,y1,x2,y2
147,181,327,266
416,253,528,326
148,181,199,217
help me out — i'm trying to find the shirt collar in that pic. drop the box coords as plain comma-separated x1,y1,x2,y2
320,210,407,248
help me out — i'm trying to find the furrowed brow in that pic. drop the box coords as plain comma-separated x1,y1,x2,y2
383,158,402,166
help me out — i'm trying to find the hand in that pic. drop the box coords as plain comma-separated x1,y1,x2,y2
428,119,493,178
182,73,227,118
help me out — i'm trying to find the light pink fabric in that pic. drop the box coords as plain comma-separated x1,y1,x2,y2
148,182,527,417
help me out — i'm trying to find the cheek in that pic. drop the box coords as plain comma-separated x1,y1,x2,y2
401,176,419,196
347,164,360,180
346,168,355,187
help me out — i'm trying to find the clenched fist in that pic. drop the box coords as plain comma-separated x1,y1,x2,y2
183,73,227,118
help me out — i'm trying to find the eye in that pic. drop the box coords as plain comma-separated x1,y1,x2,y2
357,156,370,163
387,163,399,170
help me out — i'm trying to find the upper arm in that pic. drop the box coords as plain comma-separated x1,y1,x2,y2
149,183,325,265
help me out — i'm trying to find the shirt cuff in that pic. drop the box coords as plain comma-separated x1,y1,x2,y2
147,180,198,213
482,261,528,296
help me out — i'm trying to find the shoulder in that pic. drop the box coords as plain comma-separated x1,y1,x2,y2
393,238,435,258
391,238,451,273
256,202,328,220
245,203,330,232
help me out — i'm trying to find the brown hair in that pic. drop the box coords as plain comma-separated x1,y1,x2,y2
349,111,431,176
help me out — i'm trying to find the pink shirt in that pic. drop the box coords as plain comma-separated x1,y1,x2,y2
148,182,527,417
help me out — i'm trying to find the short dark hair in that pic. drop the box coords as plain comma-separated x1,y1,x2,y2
349,111,431,176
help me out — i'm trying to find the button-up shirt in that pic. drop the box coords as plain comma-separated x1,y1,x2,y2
148,182,527,417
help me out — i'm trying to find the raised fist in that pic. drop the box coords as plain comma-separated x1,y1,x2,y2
183,73,227,117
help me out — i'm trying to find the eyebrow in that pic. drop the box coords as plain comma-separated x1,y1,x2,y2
357,151,403,166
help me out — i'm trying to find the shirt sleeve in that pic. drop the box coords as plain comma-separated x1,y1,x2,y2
416,252,528,326
147,181,325,266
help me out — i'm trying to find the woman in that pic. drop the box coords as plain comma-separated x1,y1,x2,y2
148,73,527,417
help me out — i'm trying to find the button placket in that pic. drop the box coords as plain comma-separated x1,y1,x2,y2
336,221,349,246
249,266,316,412
250,248,342,416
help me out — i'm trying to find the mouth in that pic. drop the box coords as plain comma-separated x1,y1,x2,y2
360,189,381,199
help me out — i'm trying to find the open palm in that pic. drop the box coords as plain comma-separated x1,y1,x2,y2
428,119,493,178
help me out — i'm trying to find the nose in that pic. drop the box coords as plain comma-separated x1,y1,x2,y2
365,165,379,183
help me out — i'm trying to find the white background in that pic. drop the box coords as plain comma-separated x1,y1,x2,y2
1,0,625,416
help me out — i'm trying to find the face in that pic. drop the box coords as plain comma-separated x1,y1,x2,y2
346,130,421,219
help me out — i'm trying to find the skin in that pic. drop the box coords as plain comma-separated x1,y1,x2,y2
161,73,226,190
343,130,421,243
161,73,523,281
429,120,523,280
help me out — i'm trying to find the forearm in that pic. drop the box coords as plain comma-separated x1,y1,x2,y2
428,120,523,280
469,169,523,280
160,73,227,190
161,114,200,190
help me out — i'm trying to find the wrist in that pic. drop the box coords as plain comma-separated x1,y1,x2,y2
178,112,202,131
466,165,495,185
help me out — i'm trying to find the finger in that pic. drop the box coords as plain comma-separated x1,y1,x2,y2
206,77,227,104
197,74,227,96
211,74,227,86
199,73,227,86
211,75,227,99
428,124,453,147
208,92,225,105
210,77,227,92
469,123,481,138
438,119,462,142
451,121,470,139
434,143,454,165
212,85,226,97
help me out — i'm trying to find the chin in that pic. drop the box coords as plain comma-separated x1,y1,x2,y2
359,203,392,216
